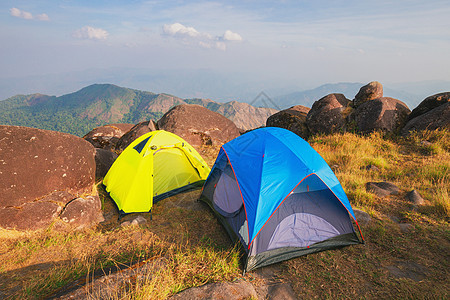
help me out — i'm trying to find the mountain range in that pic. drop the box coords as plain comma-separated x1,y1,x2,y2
272,82,443,109
0,84,277,136
1,80,448,137
1,67,448,108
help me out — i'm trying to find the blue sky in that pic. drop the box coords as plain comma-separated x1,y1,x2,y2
1,0,449,98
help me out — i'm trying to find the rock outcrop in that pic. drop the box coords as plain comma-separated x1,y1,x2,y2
354,81,383,108
266,105,310,139
401,93,450,135
115,120,157,151
354,97,410,134
83,123,134,150
157,104,240,147
402,102,450,135
0,125,98,230
406,190,425,207
94,148,118,180
366,181,400,198
170,280,258,300
407,92,450,121
353,209,371,226
59,196,104,230
306,93,351,135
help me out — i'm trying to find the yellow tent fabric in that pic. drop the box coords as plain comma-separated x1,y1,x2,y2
103,130,211,214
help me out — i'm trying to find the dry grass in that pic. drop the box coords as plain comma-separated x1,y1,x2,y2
309,130,450,218
0,130,449,299
283,130,450,299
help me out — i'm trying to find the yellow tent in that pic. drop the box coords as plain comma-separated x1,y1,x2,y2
103,130,211,214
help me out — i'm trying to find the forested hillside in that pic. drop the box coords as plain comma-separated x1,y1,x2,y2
0,84,275,136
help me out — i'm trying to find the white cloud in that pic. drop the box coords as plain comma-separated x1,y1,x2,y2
73,26,109,40
10,7,21,17
163,23,200,38
10,7,49,21
36,14,50,21
222,30,242,41
162,23,243,51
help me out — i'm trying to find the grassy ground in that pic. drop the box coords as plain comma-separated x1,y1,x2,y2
0,130,448,299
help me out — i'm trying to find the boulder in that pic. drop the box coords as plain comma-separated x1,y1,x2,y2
401,102,450,135
354,81,383,108
56,257,167,299
266,105,310,139
366,181,400,198
386,261,428,282
157,104,240,147
353,209,372,226
364,164,380,172
0,201,62,230
169,280,258,300
94,148,118,180
407,92,450,121
0,125,96,230
354,97,410,134
399,223,413,233
406,189,425,206
306,94,351,135
115,120,157,151
59,196,104,230
120,216,148,227
83,123,134,150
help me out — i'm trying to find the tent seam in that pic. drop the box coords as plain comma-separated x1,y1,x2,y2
222,146,251,249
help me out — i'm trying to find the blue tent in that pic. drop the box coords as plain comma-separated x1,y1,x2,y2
200,127,364,271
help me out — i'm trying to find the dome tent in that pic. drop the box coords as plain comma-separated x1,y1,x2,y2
104,130,210,215
200,127,364,272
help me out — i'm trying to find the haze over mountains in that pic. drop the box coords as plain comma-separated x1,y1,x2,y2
1,68,448,109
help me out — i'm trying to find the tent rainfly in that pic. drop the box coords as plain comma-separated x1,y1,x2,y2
104,130,211,215
200,127,364,272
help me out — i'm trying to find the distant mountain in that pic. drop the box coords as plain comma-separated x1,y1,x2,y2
273,83,363,109
0,84,276,136
272,82,442,110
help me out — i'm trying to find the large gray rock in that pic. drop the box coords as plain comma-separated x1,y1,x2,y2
354,97,410,134
0,201,62,230
83,123,134,150
406,189,425,206
0,125,97,230
266,105,310,139
170,280,258,300
60,196,104,230
306,93,351,135
407,92,450,121
94,148,118,180
354,81,383,108
56,258,168,299
115,120,157,151
402,102,450,135
366,181,400,198
353,209,372,226
158,104,240,147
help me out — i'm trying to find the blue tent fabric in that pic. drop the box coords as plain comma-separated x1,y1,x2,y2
200,127,363,271
221,127,357,243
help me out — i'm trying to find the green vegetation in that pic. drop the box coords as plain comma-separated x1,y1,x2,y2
0,130,448,299
0,84,169,136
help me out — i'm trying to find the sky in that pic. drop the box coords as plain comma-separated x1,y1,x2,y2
1,0,450,99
